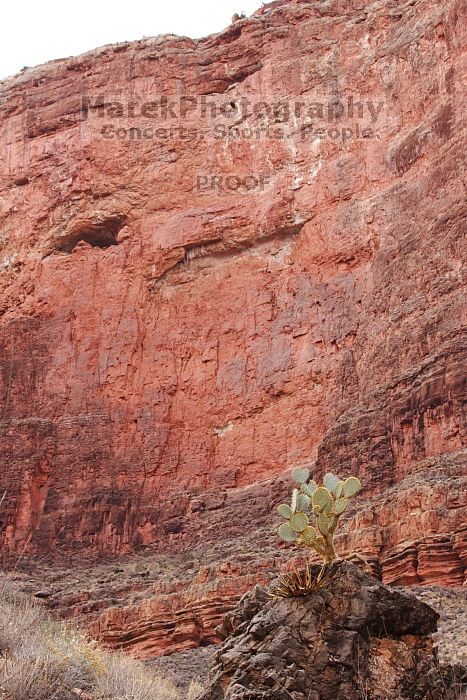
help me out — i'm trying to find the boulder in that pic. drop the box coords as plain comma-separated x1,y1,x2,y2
199,561,466,700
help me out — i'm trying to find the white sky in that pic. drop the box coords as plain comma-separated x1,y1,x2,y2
1,0,263,81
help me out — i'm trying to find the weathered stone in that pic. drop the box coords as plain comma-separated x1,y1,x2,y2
199,561,466,700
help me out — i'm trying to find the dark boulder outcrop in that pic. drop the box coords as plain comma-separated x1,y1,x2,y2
198,561,466,700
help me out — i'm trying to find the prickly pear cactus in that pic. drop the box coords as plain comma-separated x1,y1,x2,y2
276,469,362,563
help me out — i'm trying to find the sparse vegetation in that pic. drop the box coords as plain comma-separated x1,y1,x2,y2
268,562,330,599
186,682,204,700
0,586,202,700
231,11,246,22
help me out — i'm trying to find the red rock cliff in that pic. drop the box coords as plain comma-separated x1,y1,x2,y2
0,0,466,655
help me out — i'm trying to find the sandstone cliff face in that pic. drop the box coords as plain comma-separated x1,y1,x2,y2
0,0,465,656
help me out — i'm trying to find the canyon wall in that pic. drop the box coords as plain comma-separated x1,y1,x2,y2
0,0,465,656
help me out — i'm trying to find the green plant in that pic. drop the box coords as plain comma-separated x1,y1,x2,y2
276,469,362,563
269,563,330,599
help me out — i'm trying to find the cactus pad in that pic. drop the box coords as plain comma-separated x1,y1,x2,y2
279,522,297,542
289,511,309,533
343,477,361,498
300,526,317,545
314,535,327,555
323,472,340,494
317,511,331,535
291,488,299,512
335,480,344,498
301,480,318,497
292,467,310,484
277,503,292,519
297,493,311,511
332,498,349,516
312,487,332,510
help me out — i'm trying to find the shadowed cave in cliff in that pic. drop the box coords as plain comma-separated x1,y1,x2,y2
56,214,126,253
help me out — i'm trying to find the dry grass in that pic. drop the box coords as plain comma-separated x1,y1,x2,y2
96,653,179,700
186,682,204,700
0,586,203,700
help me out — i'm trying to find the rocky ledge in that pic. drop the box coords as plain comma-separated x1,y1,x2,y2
199,561,466,700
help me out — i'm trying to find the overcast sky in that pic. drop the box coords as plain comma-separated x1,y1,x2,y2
1,0,263,81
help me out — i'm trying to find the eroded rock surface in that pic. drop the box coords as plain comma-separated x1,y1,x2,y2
199,561,466,700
